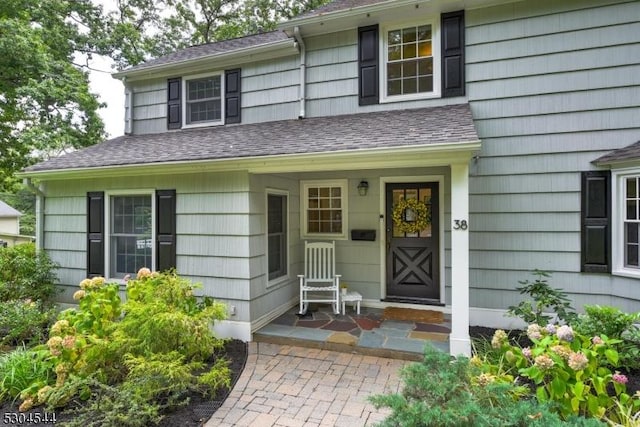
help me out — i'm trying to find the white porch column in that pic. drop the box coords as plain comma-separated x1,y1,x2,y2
450,162,471,356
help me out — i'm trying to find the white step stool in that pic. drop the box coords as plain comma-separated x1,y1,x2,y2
341,291,362,315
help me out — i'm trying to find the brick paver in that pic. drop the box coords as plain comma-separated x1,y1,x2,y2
205,342,407,427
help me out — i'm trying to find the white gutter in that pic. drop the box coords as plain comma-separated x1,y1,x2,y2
23,178,45,251
293,27,306,119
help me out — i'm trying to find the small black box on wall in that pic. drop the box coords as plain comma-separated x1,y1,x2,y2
351,229,376,241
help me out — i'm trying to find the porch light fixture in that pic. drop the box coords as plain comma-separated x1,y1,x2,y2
357,180,369,196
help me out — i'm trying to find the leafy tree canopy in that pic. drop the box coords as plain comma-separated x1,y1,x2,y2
0,0,329,193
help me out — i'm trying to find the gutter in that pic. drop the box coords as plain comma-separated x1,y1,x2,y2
22,178,45,251
293,27,306,119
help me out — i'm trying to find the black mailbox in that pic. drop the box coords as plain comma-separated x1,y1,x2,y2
351,229,376,241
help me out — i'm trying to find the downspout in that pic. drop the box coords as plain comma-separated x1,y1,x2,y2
23,178,45,251
293,26,306,119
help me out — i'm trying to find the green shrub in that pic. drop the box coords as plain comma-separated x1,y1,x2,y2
0,299,55,346
0,243,58,305
507,270,577,326
369,344,598,427
33,269,231,415
487,324,640,422
573,305,640,371
0,346,54,403
50,376,164,427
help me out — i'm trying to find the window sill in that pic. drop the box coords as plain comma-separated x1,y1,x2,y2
183,121,224,129
612,269,640,280
379,92,441,104
267,275,290,289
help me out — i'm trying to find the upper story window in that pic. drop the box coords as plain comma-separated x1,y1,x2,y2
183,72,224,127
301,180,348,239
381,19,440,102
386,24,434,97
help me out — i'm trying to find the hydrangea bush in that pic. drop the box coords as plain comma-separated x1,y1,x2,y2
487,324,640,423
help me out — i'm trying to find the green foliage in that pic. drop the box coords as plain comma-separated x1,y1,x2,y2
573,305,640,371
50,376,164,427
32,270,231,416
368,344,595,427
486,324,640,422
119,271,227,360
0,243,59,305
0,347,54,402
0,300,55,346
0,0,106,185
507,270,577,326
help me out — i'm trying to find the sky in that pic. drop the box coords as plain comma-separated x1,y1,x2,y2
89,0,125,138
89,55,125,138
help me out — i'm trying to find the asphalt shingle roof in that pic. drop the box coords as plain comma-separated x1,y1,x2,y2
122,31,290,73
594,140,640,165
24,104,478,173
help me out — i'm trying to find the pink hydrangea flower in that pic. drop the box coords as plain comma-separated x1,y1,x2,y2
556,325,574,342
522,347,532,359
592,336,604,345
527,324,543,341
613,372,628,384
568,352,588,371
534,354,554,370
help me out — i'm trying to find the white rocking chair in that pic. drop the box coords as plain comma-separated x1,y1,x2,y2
298,241,341,315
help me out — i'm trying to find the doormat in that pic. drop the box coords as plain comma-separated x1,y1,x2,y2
382,307,444,324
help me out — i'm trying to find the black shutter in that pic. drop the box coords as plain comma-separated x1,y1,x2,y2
358,25,379,106
156,189,176,272
225,68,241,124
441,10,465,97
167,78,182,129
581,171,611,273
87,192,105,277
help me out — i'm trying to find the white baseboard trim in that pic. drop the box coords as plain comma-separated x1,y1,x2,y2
361,299,451,314
469,307,527,330
212,320,252,342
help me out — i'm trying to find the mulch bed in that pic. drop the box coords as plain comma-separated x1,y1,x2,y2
0,339,248,427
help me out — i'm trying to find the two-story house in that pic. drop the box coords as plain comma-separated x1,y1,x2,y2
19,0,640,356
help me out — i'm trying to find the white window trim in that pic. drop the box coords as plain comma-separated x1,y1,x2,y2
379,18,441,103
182,71,225,129
612,168,640,279
300,179,349,240
104,189,156,281
266,189,290,287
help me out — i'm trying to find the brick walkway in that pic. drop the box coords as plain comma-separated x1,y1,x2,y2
205,342,408,427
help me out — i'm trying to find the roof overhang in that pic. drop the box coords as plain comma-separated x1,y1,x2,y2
113,38,299,82
18,140,481,182
280,0,523,37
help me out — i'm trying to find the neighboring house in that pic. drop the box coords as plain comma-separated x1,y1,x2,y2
0,200,31,247
18,0,640,356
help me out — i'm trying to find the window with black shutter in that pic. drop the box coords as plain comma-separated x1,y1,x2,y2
358,25,379,106
581,171,611,273
167,78,182,129
87,192,105,277
225,68,241,124
441,10,465,97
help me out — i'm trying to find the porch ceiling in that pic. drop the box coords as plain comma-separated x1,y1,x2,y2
20,104,480,180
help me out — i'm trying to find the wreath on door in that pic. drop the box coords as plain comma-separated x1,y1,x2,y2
392,198,431,234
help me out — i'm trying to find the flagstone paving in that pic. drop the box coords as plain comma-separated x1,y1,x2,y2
256,306,451,358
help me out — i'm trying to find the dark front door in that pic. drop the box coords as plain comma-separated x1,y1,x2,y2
385,183,440,303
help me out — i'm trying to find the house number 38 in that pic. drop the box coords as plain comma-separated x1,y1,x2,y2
453,220,468,230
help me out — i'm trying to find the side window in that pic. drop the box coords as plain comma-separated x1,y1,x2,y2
109,194,153,278
301,180,348,239
268,193,288,281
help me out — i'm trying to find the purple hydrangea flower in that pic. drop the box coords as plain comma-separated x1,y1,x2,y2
613,372,628,384
556,325,574,342
545,324,557,334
